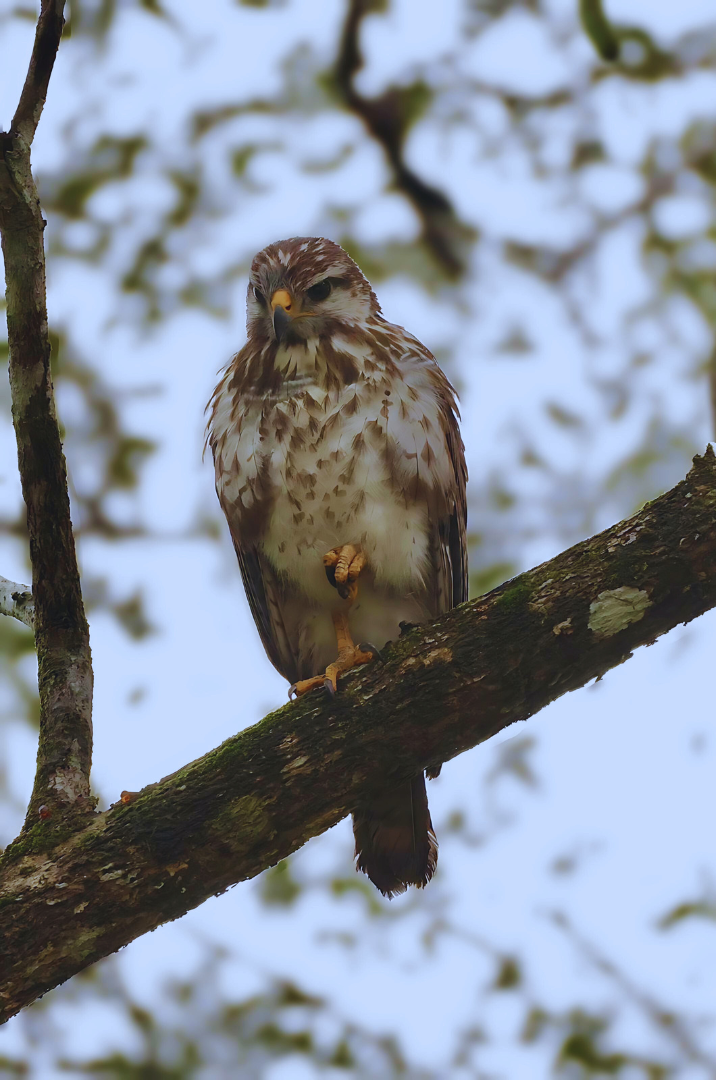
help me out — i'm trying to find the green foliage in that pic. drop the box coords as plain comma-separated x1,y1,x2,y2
13,956,430,1078
259,858,302,907
0,1055,28,1077
492,956,521,990
111,590,156,640
48,137,147,220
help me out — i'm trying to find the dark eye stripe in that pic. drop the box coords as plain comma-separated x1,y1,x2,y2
253,285,266,306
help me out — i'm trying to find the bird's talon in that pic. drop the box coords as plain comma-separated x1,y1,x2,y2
323,678,336,698
324,544,366,602
288,684,298,700
359,641,383,662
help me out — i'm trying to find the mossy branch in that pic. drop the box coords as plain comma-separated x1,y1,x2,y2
2,448,716,1023
0,0,94,828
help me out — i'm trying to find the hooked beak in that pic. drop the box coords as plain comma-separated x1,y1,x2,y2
271,289,293,344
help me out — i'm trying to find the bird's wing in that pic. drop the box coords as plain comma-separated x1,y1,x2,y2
390,332,468,617
207,362,301,685
232,540,300,685
427,375,468,615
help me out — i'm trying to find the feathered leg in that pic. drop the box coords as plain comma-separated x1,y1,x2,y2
289,610,377,697
289,545,379,698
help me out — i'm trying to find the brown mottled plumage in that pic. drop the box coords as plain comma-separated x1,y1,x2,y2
207,237,467,897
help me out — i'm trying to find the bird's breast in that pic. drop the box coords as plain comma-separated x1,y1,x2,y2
259,383,431,602
213,357,452,605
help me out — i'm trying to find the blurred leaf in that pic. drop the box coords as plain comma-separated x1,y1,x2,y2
470,560,514,598
166,170,200,228
47,136,147,219
487,736,538,788
658,900,716,930
546,402,585,429
571,139,607,169
108,437,156,490
259,859,302,907
492,956,521,991
558,1029,626,1074
0,621,35,662
0,1055,29,1077
112,591,156,640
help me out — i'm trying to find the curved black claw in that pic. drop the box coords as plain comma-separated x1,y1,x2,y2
359,642,384,662
323,678,336,698
288,683,298,700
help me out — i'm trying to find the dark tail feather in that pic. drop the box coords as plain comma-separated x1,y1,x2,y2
353,773,438,898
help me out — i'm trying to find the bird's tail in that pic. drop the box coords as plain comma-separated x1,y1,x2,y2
353,773,438,898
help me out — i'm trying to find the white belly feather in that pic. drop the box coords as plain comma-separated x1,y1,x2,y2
212,335,453,666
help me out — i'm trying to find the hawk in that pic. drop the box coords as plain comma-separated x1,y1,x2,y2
207,237,467,897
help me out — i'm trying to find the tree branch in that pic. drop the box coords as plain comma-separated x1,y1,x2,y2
0,0,94,827
0,575,34,629
2,447,716,1023
10,0,66,148
579,0,620,63
334,0,473,278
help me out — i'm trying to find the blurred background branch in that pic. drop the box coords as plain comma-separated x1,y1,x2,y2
578,0,619,63
333,0,474,277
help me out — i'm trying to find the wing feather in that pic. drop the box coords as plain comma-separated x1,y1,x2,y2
207,359,301,685
427,413,467,616
234,543,300,684
395,335,468,617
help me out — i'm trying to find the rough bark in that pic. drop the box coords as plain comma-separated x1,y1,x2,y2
0,0,94,827
2,446,716,1024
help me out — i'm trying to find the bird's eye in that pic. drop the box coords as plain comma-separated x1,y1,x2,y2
253,286,266,306
306,279,332,303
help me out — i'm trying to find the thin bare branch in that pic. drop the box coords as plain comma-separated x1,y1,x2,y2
550,911,716,1072
9,0,66,148
0,576,34,629
0,0,93,826
2,447,716,1023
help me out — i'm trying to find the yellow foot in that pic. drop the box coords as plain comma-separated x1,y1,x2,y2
288,610,382,699
323,544,367,602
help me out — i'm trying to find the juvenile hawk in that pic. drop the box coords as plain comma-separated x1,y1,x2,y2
207,237,467,897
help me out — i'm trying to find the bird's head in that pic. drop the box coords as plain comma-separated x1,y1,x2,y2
246,237,381,346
